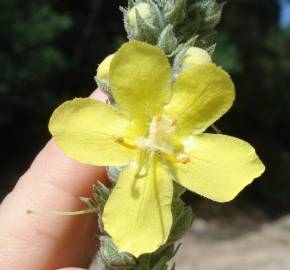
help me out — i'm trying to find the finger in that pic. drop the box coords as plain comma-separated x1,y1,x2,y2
90,88,109,102
0,90,108,270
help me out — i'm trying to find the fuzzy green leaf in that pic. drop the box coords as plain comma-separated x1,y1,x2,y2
164,0,187,26
92,182,111,215
106,166,124,185
99,236,137,269
157,24,178,54
135,8,159,43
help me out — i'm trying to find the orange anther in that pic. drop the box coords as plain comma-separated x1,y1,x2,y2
155,116,162,122
171,117,177,126
180,156,190,164
113,136,124,143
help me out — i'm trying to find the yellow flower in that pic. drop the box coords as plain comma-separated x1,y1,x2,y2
49,40,265,257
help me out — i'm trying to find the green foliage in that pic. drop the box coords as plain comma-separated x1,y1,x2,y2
213,33,242,73
169,185,193,243
0,0,71,92
0,0,72,160
251,27,290,207
157,0,290,217
0,0,125,196
215,0,290,209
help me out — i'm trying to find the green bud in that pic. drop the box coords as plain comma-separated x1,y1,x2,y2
182,46,212,69
128,3,152,27
164,0,187,26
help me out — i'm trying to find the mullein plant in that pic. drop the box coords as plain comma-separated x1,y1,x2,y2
47,0,265,269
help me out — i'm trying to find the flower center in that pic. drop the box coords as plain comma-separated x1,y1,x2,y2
136,115,176,154
113,115,190,164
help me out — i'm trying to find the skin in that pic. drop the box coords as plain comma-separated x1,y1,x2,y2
0,90,109,270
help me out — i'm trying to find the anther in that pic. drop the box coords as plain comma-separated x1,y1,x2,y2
165,153,190,164
113,136,138,150
155,116,162,122
171,117,177,126
113,136,124,143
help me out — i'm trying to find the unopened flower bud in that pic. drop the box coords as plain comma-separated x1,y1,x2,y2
96,54,114,81
182,47,212,70
128,3,152,27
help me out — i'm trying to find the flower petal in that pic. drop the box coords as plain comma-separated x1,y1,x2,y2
49,98,136,166
172,134,265,202
103,157,173,257
110,40,172,125
164,64,235,137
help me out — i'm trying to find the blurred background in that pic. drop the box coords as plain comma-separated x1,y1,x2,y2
1,0,290,269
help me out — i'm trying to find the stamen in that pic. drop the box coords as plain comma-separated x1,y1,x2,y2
113,136,137,150
165,153,190,164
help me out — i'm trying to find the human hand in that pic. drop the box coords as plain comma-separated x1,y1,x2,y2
0,90,109,270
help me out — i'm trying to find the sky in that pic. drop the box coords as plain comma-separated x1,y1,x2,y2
280,0,290,27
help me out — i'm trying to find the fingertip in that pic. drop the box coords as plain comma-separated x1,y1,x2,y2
90,89,109,103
